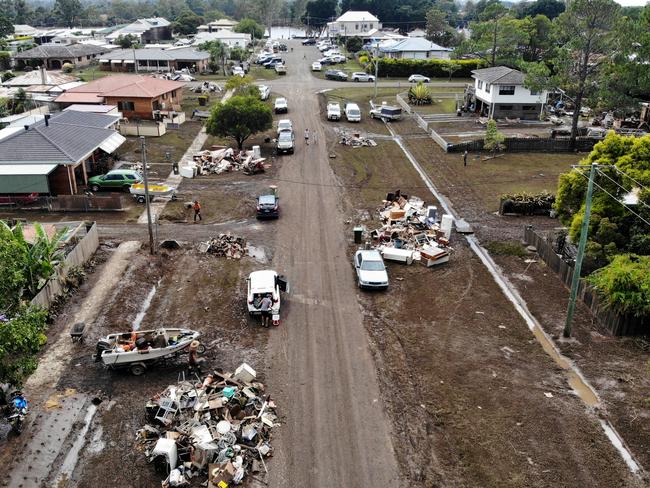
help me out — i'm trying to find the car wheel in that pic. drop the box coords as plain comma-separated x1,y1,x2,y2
130,363,146,376
123,185,131,192
354,78,359,82
91,184,100,192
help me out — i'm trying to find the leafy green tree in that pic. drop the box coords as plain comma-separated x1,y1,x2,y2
515,0,564,20
0,12,14,39
483,118,505,153
116,34,140,49
11,88,29,115
0,225,27,315
425,7,459,47
229,46,248,61
518,14,553,62
13,0,33,24
172,9,204,35
53,0,82,28
345,36,362,53
0,305,48,386
200,40,229,74
206,95,272,149
302,0,337,33
234,18,264,41
224,74,255,94
186,0,207,16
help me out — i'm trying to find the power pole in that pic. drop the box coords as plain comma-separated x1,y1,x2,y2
373,47,379,99
140,136,155,255
563,163,597,337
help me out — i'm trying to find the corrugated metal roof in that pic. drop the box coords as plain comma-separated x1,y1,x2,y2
0,163,57,175
14,43,108,59
101,47,209,62
380,38,451,53
55,75,185,101
336,11,379,22
471,66,525,85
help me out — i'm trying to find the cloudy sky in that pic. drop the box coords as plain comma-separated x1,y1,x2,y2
615,0,648,5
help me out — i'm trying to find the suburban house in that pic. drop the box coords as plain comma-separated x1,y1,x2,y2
13,43,110,70
0,110,124,195
191,31,251,48
1,67,85,104
106,18,172,44
470,66,548,120
98,48,209,72
327,11,382,38
380,38,452,60
407,28,427,38
54,75,185,121
197,18,238,32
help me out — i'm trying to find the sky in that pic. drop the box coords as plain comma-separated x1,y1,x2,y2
614,0,648,5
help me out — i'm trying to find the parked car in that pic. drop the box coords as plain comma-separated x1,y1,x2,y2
369,104,402,121
345,102,361,122
352,72,375,82
264,59,283,69
408,74,430,83
246,270,289,319
277,119,293,134
88,169,142,192
275,63,287,75
325,70,348,81
278,43,288,51
327,102,341,121
311,61,322,71
276,130,295,154
274,97,288,113
318,57,335,65
232,66,245,77
354,250,389,289
302,38,316,45
258,84,270,101
256,194,280,218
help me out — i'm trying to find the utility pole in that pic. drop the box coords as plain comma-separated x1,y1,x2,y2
373,46,379,99
563,163,597,337
140,136,155,255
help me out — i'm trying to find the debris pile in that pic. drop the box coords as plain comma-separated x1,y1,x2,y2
335,128,377,147
366,190,453,267
192,148,267,175
136,364,277,487
200,234,247,259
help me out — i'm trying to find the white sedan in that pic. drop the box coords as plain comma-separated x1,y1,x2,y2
408,74,430,83
354,250,389,289
274,97,288,114
311,61,322,71
352,72,375,82
277,119,293,134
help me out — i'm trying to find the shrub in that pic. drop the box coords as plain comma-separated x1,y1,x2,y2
346,36,363,53
0,305,48,386
408,82,432,105
377,58,484,78
499,191,555,215
485,240,527,257
62,63,74,73
358,55,369,64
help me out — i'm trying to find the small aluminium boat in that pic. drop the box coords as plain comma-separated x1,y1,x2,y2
129,183,177,203
95,328,201,375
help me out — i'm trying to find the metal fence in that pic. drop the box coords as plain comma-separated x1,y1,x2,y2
523,226,648,336
447,136,599,153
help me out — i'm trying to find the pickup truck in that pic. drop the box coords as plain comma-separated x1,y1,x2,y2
369,103,402,121
327,102,341,121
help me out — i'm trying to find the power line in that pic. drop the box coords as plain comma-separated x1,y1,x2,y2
613,166,650,194
596,168,650,212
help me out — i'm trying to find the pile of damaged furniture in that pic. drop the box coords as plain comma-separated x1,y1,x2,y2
137,363,277,487
336,128,377,147
199,234,247,259
179,146,267,177
367,190,453,267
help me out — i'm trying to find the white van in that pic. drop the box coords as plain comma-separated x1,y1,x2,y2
345,102,361,122
257,84,270,101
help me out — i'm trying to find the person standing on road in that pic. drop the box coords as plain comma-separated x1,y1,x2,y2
463,150,468,167
304,128,310,145
193,200,202,222
260,294,273,328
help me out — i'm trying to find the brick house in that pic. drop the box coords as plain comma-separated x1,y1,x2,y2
98,48,209,73
13,43,110,70
54,75,185,120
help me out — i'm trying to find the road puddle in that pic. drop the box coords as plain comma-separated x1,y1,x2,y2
133,280,161,330
247,245,268,264
54,402,98,485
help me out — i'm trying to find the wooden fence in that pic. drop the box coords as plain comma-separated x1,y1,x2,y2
31,222,100,308
523,226,648,335
52,194,123,211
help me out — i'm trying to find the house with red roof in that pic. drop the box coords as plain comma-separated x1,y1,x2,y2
54,75,185,120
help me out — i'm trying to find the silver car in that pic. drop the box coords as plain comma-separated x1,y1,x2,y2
354,250,389,289
352,72,375,82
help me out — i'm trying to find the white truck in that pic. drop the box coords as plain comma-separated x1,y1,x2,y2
345,102,361,122
327,102,341,121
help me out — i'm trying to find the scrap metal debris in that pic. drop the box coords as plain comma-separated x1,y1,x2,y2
200,234,247,259
136,364,277,487
365,190,453,267
192,147,267,175
335,128,377,147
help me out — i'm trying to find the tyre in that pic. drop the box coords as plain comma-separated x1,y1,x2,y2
354,78,359,82
91,184,100,192
130,363,146,376
123,185,131,192
197,343,206,355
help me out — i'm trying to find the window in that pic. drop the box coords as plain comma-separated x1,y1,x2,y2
522,105,537,111
77,57,82,61
485,84,491,93
477,80,483,90
499,105,513,111
162,93,167,100
370,23,373,28
171,90,177,98
86,55,90,60
105,174,123,181
117,101,135,111
153,101,161,111
530,89,539,95
499,85,515,95
355,24,359,30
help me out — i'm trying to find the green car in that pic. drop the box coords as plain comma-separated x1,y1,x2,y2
88,169,142,192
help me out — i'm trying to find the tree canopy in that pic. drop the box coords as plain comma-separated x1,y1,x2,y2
206,95,273,149
172,9,204,35
234,18,265,40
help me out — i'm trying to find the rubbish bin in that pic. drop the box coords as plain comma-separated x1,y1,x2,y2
353,227,363,244
172,161,179,175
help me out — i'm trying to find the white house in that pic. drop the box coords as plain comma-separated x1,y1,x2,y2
407,28,426,38
327,11,382,38
197,19,238,32
380,38,451,60
471,66,548,120
192,31,251,48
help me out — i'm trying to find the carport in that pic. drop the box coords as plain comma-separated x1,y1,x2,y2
0,163,57,194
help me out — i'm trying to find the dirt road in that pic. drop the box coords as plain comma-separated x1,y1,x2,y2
265,43,401,487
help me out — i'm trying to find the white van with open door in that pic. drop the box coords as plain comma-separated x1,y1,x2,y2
246,270,290,324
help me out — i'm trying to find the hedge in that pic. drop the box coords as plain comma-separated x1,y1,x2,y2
376,58,485,78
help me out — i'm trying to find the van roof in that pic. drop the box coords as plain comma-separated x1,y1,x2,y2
249,270,277,292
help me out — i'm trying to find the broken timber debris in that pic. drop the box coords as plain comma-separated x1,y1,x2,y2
136,364,277,487
189,147,267,176
334,127,377,147
200,234,247,259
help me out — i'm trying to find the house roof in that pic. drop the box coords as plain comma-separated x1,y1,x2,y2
471,66,525,85
336,11,379,22
106,17,170,39
380,37,451,52
64,104,118,113
101,47,209,62
14,43,108,59
209,18,237,26
55,75,185,103
2,69,79,87
0,111,124,165
193,31,251,42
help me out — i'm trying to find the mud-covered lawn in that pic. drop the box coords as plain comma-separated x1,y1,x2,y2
327,122,643,487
